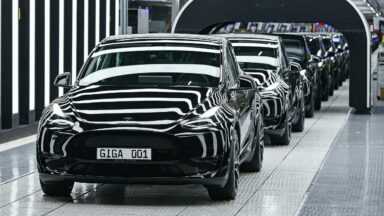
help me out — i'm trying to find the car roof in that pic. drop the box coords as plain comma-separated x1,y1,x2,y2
298,33,322,39
272,33,306,40
216,34,280,42
101,33,226,46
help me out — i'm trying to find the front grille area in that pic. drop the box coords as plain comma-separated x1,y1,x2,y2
263,98,283,118
40,131,223,178
69,163,187,178
67,131,204,161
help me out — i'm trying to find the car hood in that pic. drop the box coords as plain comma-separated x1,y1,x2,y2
66,85,218,131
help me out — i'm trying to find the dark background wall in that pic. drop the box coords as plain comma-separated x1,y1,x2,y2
0,0,119,139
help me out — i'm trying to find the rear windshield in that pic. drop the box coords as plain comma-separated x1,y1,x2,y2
78,43,222,87
233,46,277,58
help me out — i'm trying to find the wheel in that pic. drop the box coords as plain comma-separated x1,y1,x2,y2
270,115,292,146
315,81,322,110
208,129,239,201
321,74,329,101
334,72,339,90
241,119,264,172
305,89,315,118
339,70,344,86
40,179,74,196
328,73,334,96
293,98,305,132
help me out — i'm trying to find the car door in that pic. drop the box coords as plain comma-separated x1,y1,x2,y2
226,45,254,152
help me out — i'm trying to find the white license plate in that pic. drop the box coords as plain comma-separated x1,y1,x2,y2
97,148,152,160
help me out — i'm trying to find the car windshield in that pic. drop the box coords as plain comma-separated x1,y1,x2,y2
306,37,324,57
231,42,278,71
322,38,333,50
78,43,222,87
306,38,319,55
332,37,342,47
282,39,305,61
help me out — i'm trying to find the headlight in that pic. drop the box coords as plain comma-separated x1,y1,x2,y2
46,103,74,130
182,119,218,128
200,107,220,118
265,82,279,91
300,70,307,76
181,107,220,130
52,103,66,117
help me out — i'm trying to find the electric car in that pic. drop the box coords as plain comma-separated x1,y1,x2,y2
37,34,265,201
304,34,335,100
221,34,305,146
276,33,322,116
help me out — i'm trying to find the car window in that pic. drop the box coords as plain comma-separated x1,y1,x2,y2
78,43,222,87
231,40,279,71
233,46,277,58
227,44,240,78
226,46,238,87
280,43,290,69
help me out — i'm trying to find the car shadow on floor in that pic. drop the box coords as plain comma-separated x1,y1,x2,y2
68,183,215,206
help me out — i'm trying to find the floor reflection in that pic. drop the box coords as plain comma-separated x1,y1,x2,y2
0,143,36,183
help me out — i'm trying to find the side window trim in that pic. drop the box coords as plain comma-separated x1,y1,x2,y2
225,46,237,87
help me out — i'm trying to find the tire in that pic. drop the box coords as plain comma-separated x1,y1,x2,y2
241,119,264,172
40,179,74,196
334,71,339,90
321,75,329,101
270,115,291,146
293,98,305,132
339,70,344,86
305,89,315,118
328,73,334,96
208,129,239,201
315,81,322,110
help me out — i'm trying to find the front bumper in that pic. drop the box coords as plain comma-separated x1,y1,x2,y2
264,114,287,137
39,172,228,187
261,96,284,128
37,129,230,186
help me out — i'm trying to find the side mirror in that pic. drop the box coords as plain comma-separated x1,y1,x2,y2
229,74,257,92
54,72,72,88
311,55,320,63
289,61,302,71
239,74,256,89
